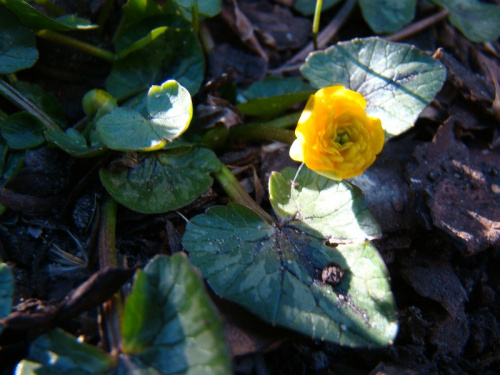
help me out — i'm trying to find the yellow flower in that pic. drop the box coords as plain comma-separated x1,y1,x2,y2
290,85,385,180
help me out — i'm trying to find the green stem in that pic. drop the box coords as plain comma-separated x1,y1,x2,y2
36,30,115,63
0,80,62,131
312,0,323,50
214,163,275,224
98,196,122,354
229,111,300,143
191,3,199,35
230,124,296,144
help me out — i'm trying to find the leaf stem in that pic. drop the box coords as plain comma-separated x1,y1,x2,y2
99,196,118,269
0,79,62,131
98,196,123,355
214,163,275,224
229,111,300,143
35,30,115,63
312,0,323,50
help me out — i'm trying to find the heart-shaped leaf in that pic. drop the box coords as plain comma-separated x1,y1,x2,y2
237,77,314,117
301,37,446,138
121,254,231,373
147,80,193,138
100,147,220,214
0,6,38,74
431,0,500,42
0,261,14,335
16,255,232,374
358,0,417,34
182,167,397,347
96,80,192,151
270,166,381,242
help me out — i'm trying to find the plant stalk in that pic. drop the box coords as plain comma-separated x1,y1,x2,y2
36,30,115,63
312,0,323,50
0,80,62,131
98,197,123,354
214,163,275,224
229,111,301,143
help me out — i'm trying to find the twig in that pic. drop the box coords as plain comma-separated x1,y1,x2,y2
271,0,356,74
386,9,449,42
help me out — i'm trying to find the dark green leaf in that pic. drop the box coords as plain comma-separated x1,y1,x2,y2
122,254,232,373
16,255,232,374
16,329,113,374
0,143,24,185
237,77,314,117
0,112,45,149
301,37,446,137
0,6,38,74
0,0,95,31
106,25,204,99
45,128,106,158
100,147,220,214
13,81,67,128
358,0,417,34
182,203,398,347
293,0,341,16
0,261,14,335
431,0,500,42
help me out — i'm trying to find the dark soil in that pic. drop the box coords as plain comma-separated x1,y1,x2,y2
1,1,500,374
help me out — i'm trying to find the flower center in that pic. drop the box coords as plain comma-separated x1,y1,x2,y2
335,131,350,146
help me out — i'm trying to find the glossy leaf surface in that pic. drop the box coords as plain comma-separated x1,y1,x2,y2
100,147,220,214
183,167,397,347
301,37,446,138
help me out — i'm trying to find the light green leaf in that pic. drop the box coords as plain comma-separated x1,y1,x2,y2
293,0,341,16
96,108,165,151
0,112,45,149
0,0,95,31
16,255,232,374
301,37,446,138
431,0,500,42
182,202,398,347
122,254,232,373
147,80,193,140
0,261,14,336
237,77,314,117
0,6,38,74
96,81,192,151
270,166,381,242
106,18,204,99
100,147,220,214
358,0,417,34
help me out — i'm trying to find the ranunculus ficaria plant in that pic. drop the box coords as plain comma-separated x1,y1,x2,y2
290,85,385,180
